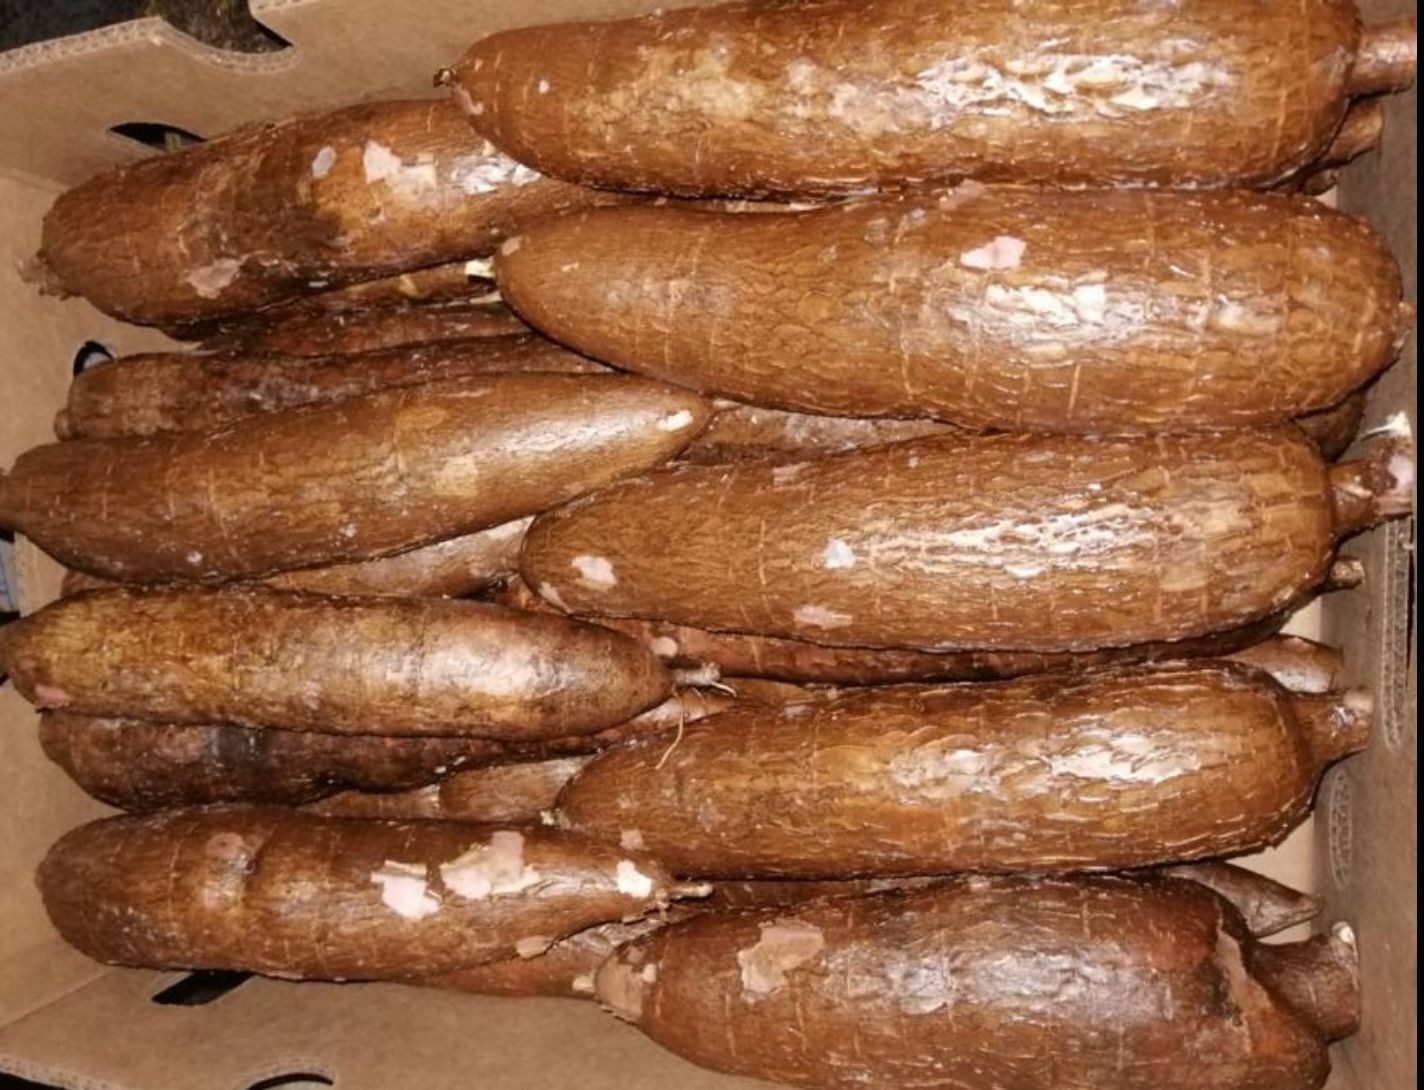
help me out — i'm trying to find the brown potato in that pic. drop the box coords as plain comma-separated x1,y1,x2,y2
197,301,529,356
452,0,1409,196
496,190,1407,433
497,575,1351,686
38,807,702,980
559,663,1370,877
57,336,609,440
521,428,1410,652
38,98,625,326
595,875,1359,1090
2,373,710,584
0,588,672,741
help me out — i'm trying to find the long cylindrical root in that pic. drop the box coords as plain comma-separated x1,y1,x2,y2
1247,922,1362,1040
1350,18,1418,94
1329,414,1415,536
1226,636,1344,695
1289,688,1373,766
1163,862,1321,938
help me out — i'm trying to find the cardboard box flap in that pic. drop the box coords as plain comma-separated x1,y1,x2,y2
0,0,698,188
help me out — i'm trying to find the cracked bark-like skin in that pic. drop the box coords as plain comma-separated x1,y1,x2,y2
57,337,610,440
37,808,689,980
61,518,530,599
195,301,530,357
596,875,1357,1090
0,588,671,740
499,575,1338,685
41,690,737,813
496,190,1406,433
38,99,625,327
559,662,1370,877
682,405,963,464
521,428,1397,652
0,373,710,584
453,0,1379,196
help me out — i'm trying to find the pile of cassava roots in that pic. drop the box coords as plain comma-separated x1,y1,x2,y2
2,2,1417,1088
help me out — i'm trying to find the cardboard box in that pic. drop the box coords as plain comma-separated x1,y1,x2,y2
0,2,1413,1087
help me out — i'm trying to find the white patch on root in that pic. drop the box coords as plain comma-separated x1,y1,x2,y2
648,636,680,658
793,603,854,629
820,538,856,570
362,140,437,190
620,829,646,851
440,830,542,899
960,235,1026,270
186,259,241,299
310,145,337,178
450,153,540,195
737,919,825,996
657,409,696,431
371,861,440,919
516,935,555,958
615,859,655,898
572,555,618,589
538,582,572,612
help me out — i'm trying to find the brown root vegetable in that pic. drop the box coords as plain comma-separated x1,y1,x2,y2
311,756,591,824
2,373,710,584
38,808,701,979
595,875,1358,1090
57,337,610,440
682,404,964,465
1163,863,1323,939
197,301,529,357
1294,391,1367,461
522,428,1411,652
454,0,1402,197
429,918,668,998
560,662,1371,877
61,518,528,600
499,575,1351,687
0,588,672,741
39,713,499,810
1350,17,1419,94
39,98,625,327
496,190,1407,434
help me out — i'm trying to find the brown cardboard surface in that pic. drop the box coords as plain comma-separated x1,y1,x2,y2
0,970,773,1090
0,0,694,186
0,1,1414,1088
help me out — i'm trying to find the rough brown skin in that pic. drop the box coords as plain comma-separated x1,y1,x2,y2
1294,392,1367,462
681,404,963,465
499,573,1350,686
496,190,1407,434
560,662,1372,878
1,373,711,584
595,875,1357,1090
0,588,672,741
276,260,496,314
39,714,496,810
37,808,700,980
195,301,530,357
426,863,1321,1000
61,518,529,600
452,0,1398,196
41,689,743,814
56,337,610,440
522,428,1411,652
38,98,626,327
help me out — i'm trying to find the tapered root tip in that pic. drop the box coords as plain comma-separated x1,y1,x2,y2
1292,688,1373,767
1248,921,1362,1041
1329,418,1415,536
1351,18,1417,94
1318,100,1386,167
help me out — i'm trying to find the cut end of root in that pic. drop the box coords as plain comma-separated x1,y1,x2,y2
433,67,455,88
1292,688,1373,767
1325,555,1366,591
1329,421,1415,536
1351,17,1418,94
672,662,725,690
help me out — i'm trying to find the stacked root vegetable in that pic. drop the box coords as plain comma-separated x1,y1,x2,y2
1,2,1417,1088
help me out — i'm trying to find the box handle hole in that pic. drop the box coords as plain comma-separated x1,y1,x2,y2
246,1075,335,1090
110,122,205,153
72,340,114,376
151,969,252,1005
